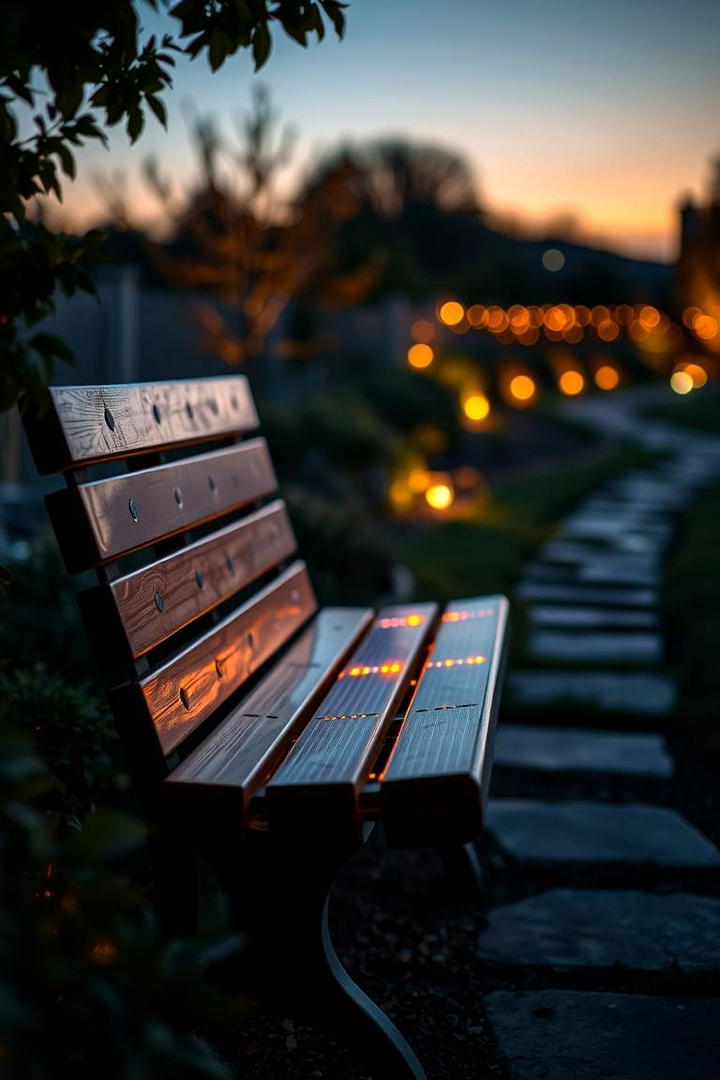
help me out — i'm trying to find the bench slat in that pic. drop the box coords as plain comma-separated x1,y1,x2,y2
161,606,374,825
141,561,316,755
111,500,296,657
267,603,437,847
22,377,258,473
380,595,509,847
47,439,277,571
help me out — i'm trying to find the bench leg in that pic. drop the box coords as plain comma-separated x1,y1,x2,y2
149,826,199,940
437,840,484,894
210,831,427,1080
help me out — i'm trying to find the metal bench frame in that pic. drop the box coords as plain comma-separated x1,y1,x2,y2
22,375,509,1080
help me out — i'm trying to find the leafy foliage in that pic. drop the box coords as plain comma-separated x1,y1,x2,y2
0,705,239,1080
1,669,122,822
0,543,244,1077
0,541,95,681
1,0,349,409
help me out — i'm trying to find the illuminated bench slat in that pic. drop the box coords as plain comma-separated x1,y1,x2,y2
161,606,374,826
381,595,509,847
267,604,437,847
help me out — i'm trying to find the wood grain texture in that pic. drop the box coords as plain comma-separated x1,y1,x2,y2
380,595,509,848
47,439,277,571
266,603,437,848
143,561,316,755
22,377,258,473
111,500,296,657
161,606,374,826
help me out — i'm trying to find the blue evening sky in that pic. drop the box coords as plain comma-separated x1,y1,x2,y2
53,0,720,260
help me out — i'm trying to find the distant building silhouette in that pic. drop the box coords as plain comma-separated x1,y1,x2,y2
676,157,720,331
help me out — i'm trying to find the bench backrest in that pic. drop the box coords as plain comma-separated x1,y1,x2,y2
22,376,509,848
21,376,330,807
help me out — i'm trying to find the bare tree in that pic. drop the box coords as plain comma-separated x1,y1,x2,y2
142,86,376,367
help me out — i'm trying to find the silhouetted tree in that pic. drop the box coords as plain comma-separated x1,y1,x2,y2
141,87,376,369
298,137,483,295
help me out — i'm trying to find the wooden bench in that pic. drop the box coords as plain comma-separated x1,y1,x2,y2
21,375,509,1080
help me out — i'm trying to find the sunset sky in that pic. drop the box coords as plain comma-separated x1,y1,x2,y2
54,0,720,262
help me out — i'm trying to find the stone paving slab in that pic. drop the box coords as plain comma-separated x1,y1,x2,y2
526,562,660,589
539,541,662,568
527,605,658,629
577,499,671,524
561,516,670,542
574,559,660,587
484,990,720,1079
486,801,720,866
479,890,720,970
493,725,673,776
516,583,658,608
526,630,662,665
508,670,675,715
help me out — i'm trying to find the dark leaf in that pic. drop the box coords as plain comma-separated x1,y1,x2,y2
146,94,167,127
252,22,271,69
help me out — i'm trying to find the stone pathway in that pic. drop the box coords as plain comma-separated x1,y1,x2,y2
481,387,720,1079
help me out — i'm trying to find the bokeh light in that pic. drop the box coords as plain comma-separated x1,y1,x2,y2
425,483,454,510
408,467,431,493
509,374,536,403
558,370,585,396
463,393,491,421
438,301,465,326
678,361,708,388
407,343,434,369
542,248,565,272
670,370,694,395
596,319,619,342
411,319,435,343
693,315,718,341
594,365,620,390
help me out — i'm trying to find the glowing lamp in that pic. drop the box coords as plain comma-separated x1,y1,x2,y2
407,343,434,369
438,301,465,326
425,483,454,510
558,370,584,396
594,365,619,390
670,370,693,395
694,315,718,341
509,374,536,403
463,393,491,422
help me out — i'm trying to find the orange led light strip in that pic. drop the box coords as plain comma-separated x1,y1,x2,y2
337,662,403,679
427,654,488,669
377,614,424,629
442,609,495,622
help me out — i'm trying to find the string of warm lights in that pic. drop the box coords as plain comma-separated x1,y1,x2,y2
407,302,719,368
391,298,716,518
